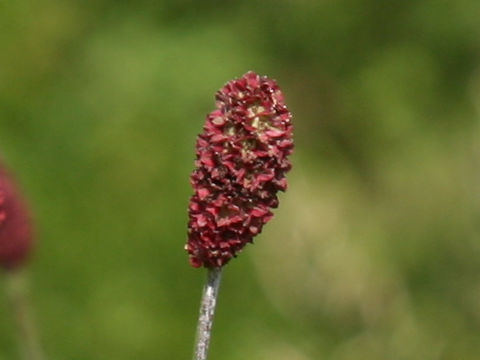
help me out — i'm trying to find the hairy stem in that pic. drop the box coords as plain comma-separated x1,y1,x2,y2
5,270,45,360
193,267,222,360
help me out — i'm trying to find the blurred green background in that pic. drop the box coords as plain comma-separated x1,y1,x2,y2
1,0,480,359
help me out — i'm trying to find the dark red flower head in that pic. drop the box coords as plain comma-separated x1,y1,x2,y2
0,164,33,271
186,71,293,268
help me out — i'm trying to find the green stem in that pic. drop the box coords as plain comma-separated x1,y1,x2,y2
193,267,223,360
5,270,45,360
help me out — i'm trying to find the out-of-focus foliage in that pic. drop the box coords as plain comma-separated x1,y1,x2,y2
1,0,480,359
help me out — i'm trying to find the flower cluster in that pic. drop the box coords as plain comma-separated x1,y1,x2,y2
0,165,33,270
186,71,293,268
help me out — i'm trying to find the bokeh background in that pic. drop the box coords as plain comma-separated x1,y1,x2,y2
1,1,480,359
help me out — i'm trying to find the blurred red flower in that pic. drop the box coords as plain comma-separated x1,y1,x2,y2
0,165,33,270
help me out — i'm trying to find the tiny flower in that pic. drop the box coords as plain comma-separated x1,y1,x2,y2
186,71,293,268
0,164,33,270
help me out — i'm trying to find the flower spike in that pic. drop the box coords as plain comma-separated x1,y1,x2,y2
186,71,293,268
